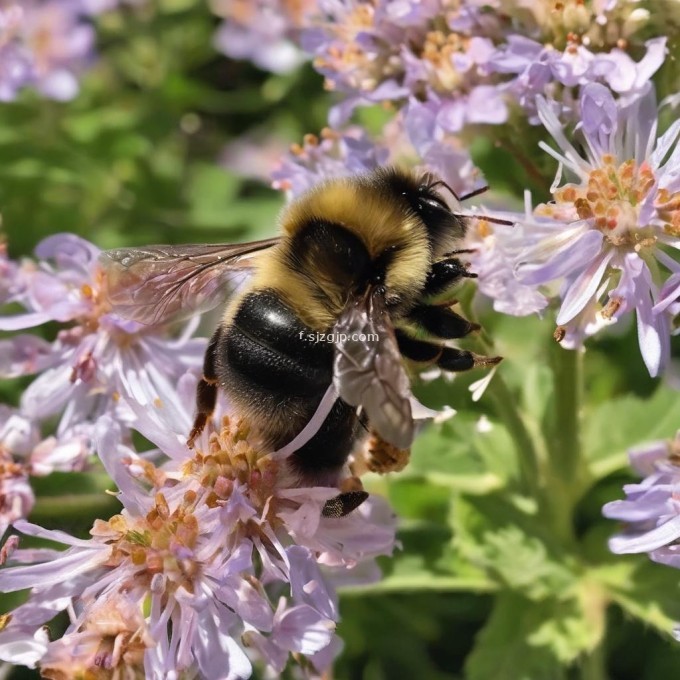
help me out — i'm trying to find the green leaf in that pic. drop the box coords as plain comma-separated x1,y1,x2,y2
466,587,605,680
584,386,680,482
465,593,564,680
450,495,574,601
407,414,515,493
595,557,680,636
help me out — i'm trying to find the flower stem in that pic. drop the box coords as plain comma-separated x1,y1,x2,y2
456,288,543,501
580,644,607,680
544,342,584,547
547,344,584,492
486,372,542,501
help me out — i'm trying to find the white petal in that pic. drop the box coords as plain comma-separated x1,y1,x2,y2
516,226,601,285
0,625,49,667
609,514,680,553
194,607,252,680
557,250,614,325
273,604,335,655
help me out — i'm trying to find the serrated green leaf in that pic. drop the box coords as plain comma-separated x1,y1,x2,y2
595,557,680,635
450,495,574,600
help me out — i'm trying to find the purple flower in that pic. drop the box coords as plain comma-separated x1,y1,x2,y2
514,83,680,376
211,0,316,74
0,390,397,678
604,433,680,590
0,233,205,453
0,408,36,540
462,205,550,318
0,1,96,101
0,405,91,540
488,35,666,122
271,127,389,198
301,1,508,140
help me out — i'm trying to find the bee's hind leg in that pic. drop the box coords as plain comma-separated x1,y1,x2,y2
187,328,221,449
395,329,501,372
408,304,480,339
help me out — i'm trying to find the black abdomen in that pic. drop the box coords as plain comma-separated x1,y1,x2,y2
218,289,362,482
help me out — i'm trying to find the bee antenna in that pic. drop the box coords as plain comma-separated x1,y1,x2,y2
428,181,493,205
427,179,461,202
427,179,513,225
459,185,489,201
453,213,515,226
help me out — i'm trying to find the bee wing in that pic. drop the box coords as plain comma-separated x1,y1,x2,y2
333,288,414,449
100,238,279,325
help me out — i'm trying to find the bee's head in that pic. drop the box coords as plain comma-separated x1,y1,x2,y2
373,167,468,253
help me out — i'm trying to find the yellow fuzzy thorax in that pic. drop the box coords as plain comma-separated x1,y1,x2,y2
249,178,432,330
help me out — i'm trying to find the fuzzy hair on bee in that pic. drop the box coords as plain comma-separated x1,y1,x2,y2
101,166,504,517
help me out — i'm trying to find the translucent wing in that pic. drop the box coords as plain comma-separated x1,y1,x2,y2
333,288,414,449
100,238,279,325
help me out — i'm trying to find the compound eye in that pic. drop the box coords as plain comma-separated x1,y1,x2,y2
419,190,450,212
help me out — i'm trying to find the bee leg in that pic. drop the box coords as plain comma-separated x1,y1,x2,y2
188,328,221,449
424,257,476,297
322,490,369,518
322,476,368,517
408,304,480,339
395,329,443,363
438,347,502,372
395,330,501,371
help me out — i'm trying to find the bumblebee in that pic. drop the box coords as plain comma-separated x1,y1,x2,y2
101,167,502,515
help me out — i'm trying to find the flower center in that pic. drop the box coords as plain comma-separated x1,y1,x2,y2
421,30,467,93
540,156,680,250
185,416,279,513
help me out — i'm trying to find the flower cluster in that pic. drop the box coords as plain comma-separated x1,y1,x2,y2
219,1,668,132
0,389,396,678
315,0,667,128
0,229,399,678
0,233,205,533
301,1,505,133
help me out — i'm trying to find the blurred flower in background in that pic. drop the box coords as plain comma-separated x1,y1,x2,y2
211,0,317,74
0,1,96,101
